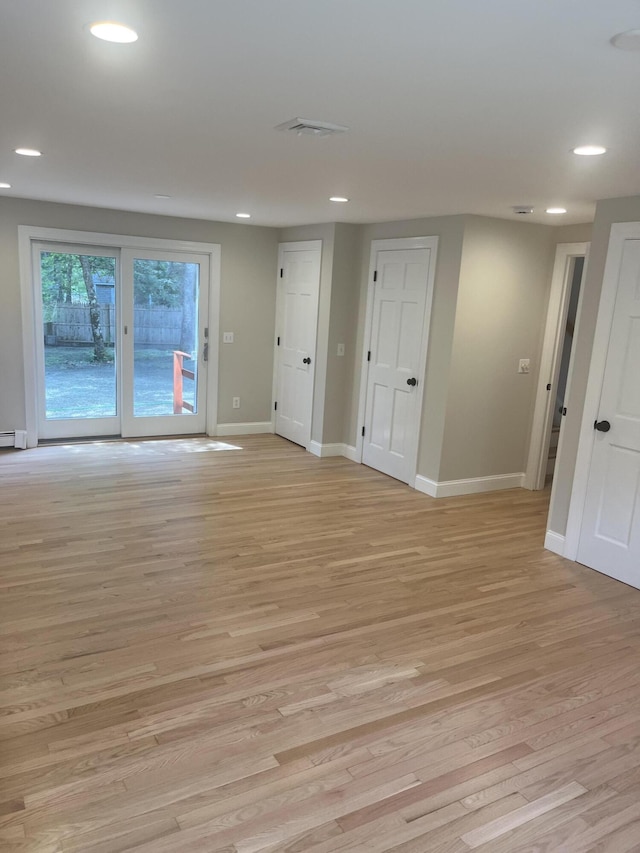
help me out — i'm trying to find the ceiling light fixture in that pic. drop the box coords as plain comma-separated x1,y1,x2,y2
89,21,138,43
546,207,567,215
154,194,171,199
236,212,251,219
611,29,640,51
0,182,11,189
15,148,41,157
573,145,606,156
329,196,349,203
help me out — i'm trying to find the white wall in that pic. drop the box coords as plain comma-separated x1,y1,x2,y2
0,197,279,433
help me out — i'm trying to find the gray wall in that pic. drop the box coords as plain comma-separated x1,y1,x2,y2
439,216,557,481
348,215,467,479
0,197,279,432
324,224,361,445
548,197,640,535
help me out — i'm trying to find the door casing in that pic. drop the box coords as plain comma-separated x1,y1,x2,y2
525,242,589,491
355,236,438,485
19,226,221,448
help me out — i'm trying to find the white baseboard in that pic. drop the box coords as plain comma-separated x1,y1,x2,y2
415,471,525,498
215,422,274,437
414,475,438,497
343,444,360,463
544,530,566,556
309,441,361,459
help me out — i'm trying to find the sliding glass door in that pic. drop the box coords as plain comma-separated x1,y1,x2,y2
36,244,120,439
35,243,209,440
120,249,209,437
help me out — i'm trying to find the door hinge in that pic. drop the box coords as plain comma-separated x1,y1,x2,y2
373,271,377,282
280,268,284,278
367,350,371,362
546,383,551,391
362,426,365,437
274,401,278,411
561,407,567,416
277,336,280,346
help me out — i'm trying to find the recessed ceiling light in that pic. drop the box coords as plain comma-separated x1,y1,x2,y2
236,212,251,219
546,207,567,215
611,29,640,51
154,194,171,199
329,196,349,203
89,21,138,43
573,145,607,156
0,182,11,189
15,148,41,157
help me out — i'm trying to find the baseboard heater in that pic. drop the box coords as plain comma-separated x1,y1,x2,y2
0,431,27,449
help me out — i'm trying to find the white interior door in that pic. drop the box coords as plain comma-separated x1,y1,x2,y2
274,241,321,448
362,240,437,483
577,236,640,588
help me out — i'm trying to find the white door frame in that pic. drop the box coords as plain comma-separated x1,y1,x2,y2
19,225,221,448
270,240,322,449
524,242,589,490
355,236,438,484
564,222,640,560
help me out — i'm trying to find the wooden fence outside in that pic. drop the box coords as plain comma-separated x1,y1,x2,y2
45,304,183,347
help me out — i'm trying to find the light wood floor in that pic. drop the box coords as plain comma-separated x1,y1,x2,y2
2,435,640,853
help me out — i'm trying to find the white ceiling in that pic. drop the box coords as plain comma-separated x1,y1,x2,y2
1,0,639,227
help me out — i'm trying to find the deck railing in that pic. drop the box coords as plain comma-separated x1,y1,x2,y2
173,350,195,414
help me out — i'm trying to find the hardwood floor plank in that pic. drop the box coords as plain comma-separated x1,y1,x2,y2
2,435,640,850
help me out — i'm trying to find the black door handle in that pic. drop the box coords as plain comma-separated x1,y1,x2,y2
406,377,417,387
302,357,311,365
594,419,611,432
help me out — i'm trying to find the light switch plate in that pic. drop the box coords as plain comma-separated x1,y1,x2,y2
518,358,530,374
337,343,345,356
223,332,234,344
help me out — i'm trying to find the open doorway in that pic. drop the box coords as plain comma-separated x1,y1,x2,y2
525,243,588,491
546,256,584,483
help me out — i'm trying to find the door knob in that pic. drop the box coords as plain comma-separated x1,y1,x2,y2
406,377,417,387
594,419,611,432
302,357,311,365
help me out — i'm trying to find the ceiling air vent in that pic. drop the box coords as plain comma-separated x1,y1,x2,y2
512,205,534,215
275,117,349,137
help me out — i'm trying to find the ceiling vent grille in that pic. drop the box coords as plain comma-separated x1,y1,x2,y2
275,117,349,137
512,205,534,215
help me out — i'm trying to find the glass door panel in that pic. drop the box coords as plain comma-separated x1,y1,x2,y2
120,250,209,437
36,243,120,439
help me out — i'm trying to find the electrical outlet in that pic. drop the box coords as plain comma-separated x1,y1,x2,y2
518,358,530,374
337,343,345,357
223,332,234,344
232,397,240,409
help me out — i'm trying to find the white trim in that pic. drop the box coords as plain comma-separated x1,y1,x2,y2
525,243,589,490
308,441,348,458
342,444,360,463
18,226,221,448
216,421,274,436
355,236,439,484
544,530,566,556
415,472,525,498
414,475,438,497
565,221,640,561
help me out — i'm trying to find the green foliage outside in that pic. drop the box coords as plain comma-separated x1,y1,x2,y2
41,253,186,318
